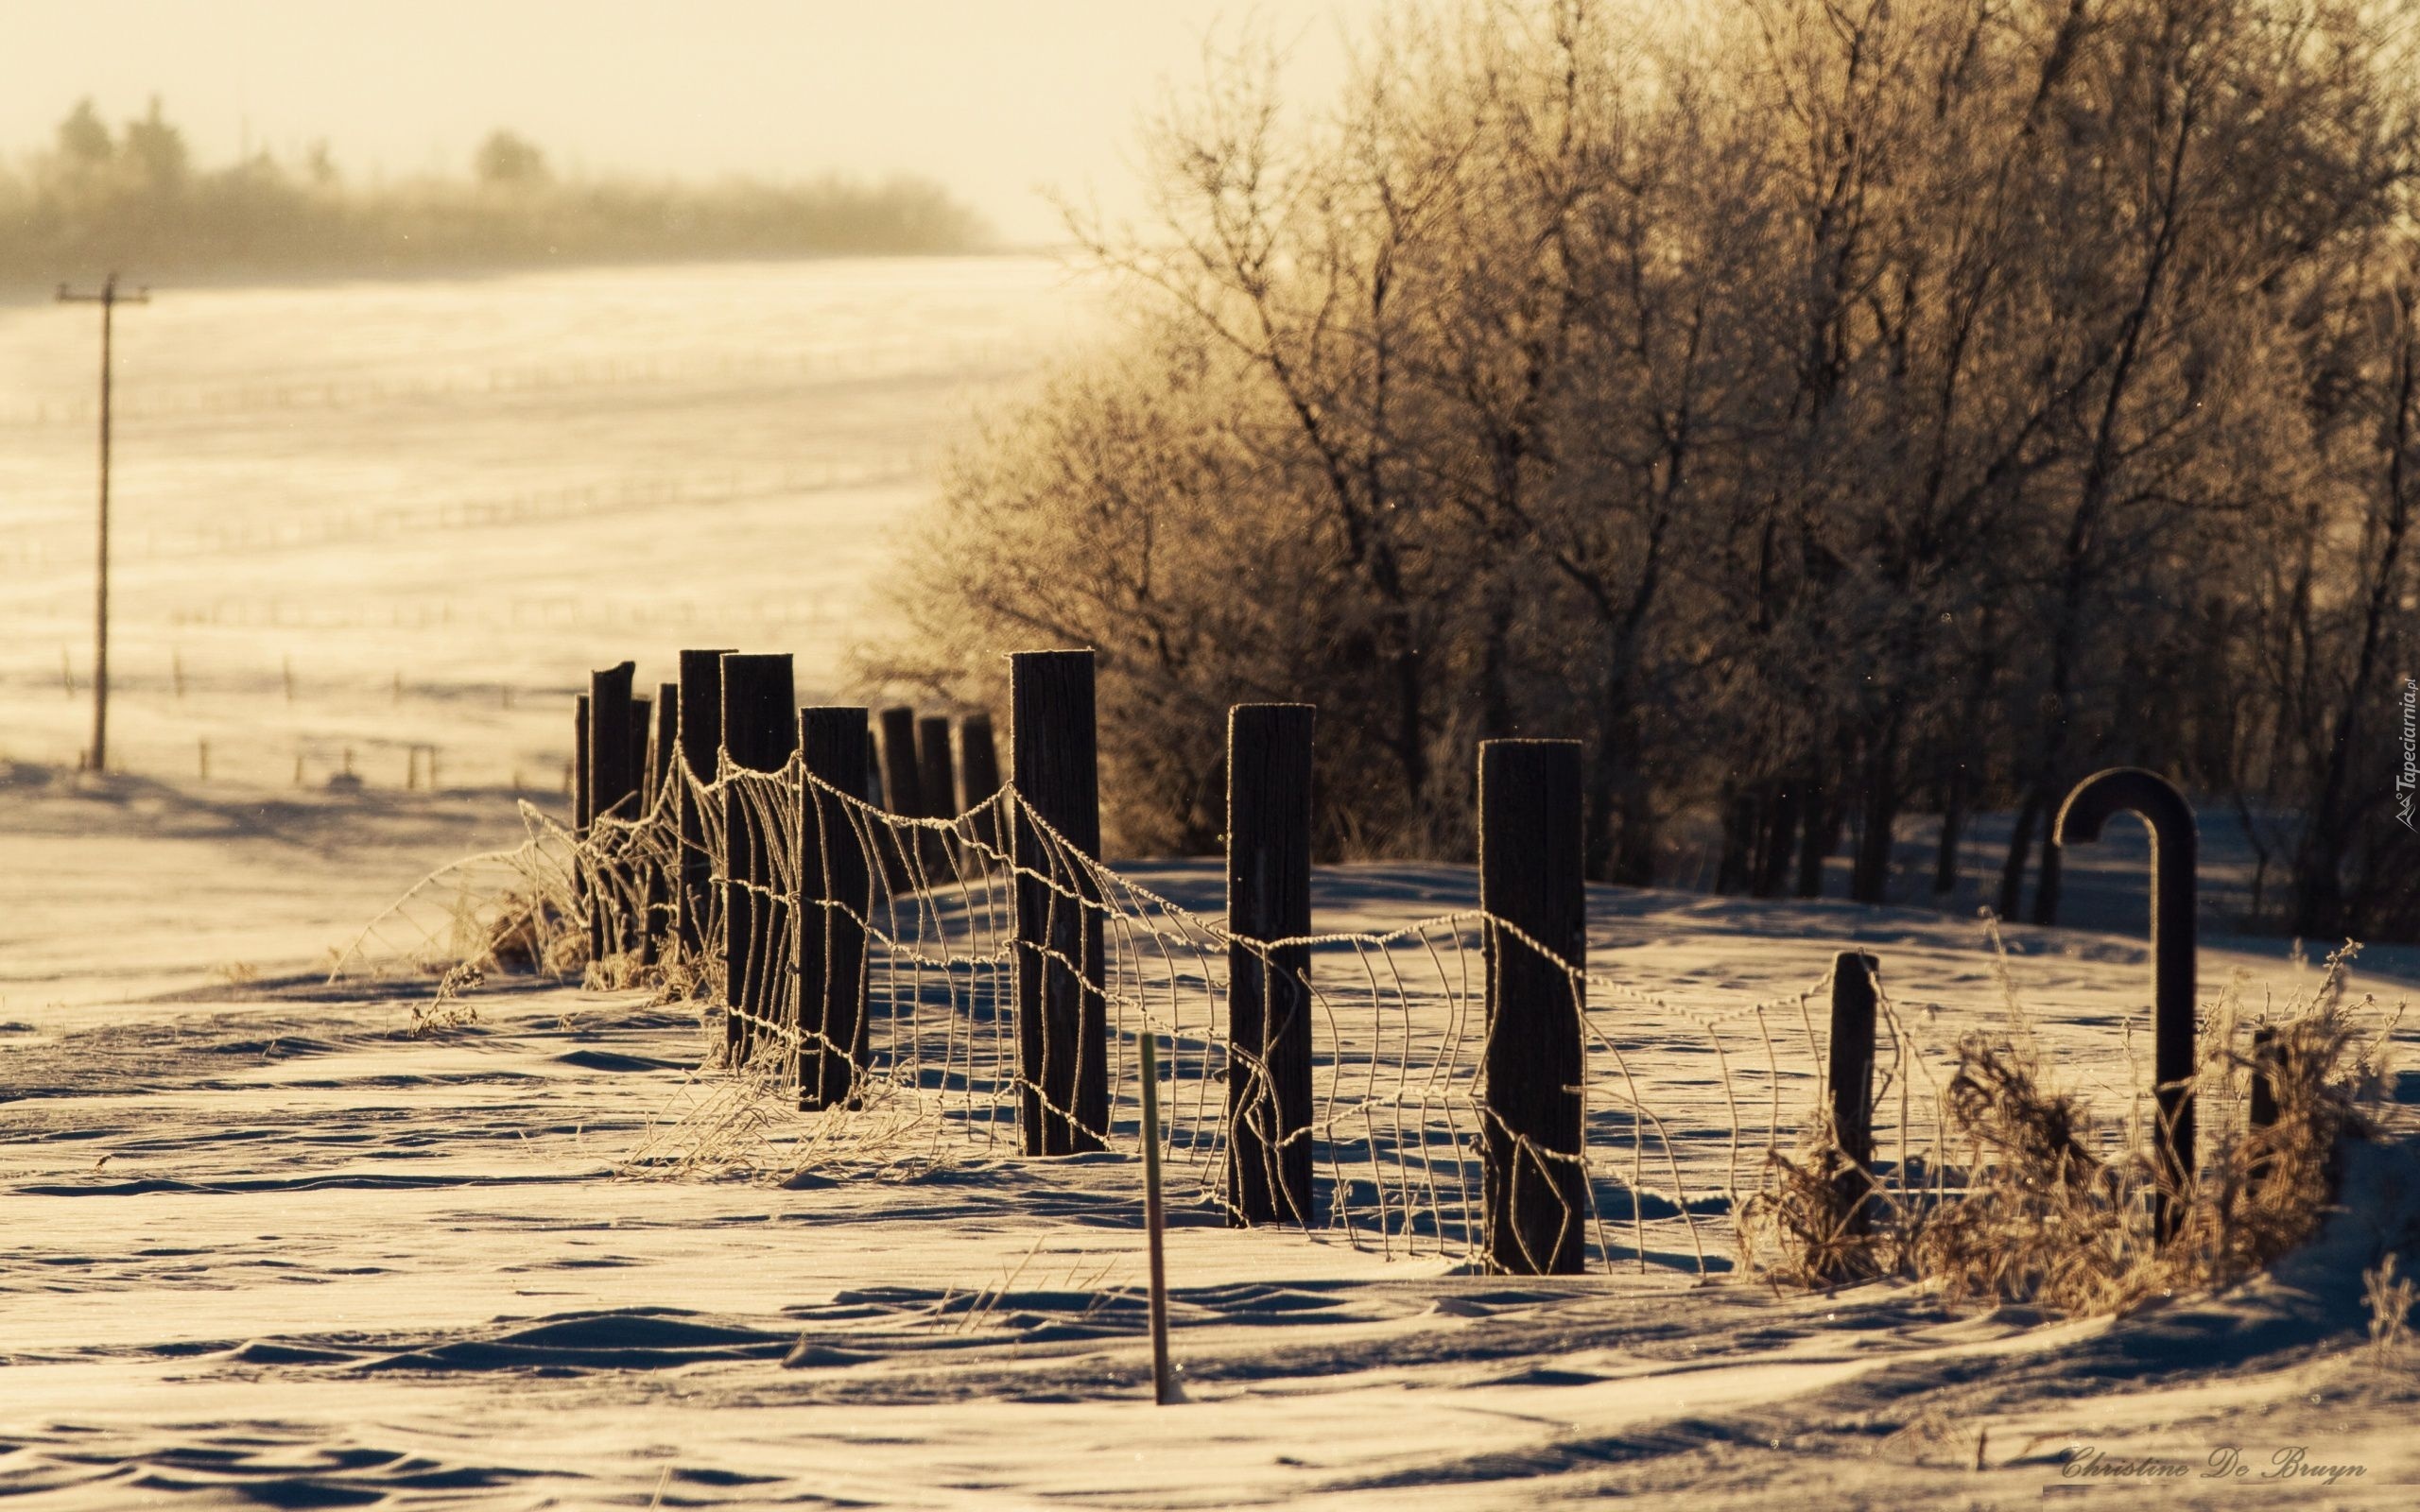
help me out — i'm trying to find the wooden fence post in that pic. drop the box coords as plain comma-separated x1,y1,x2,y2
917,714,956,816
574,695,592,834
2248,1025,2279,1131
573,693,591,957
874,705,924,889
1827,950,1879,1238
628,696,651,810
675,648,735,962
959,712,1002,857
718,653,796,1064
588,662,637,962
641,684,679,962
1011,650,1107,1156
590,662,638,820
917,713,959,874
2247,1023,2280,1189
1478,738,1587,1276
650,685,680,799
626,694,650,958
878,706,924,816
798,707,872,1109
1227,704,1316,1227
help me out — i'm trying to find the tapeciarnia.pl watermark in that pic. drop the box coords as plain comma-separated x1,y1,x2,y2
2398,675,2416,832
2059,1444,2368,1486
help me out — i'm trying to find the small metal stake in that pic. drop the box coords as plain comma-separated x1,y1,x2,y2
1140,1032,1174,1405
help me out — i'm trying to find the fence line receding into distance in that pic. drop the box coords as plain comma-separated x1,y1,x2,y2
333,648,2323,1278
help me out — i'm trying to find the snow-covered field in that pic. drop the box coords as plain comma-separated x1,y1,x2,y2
4,765,2416,1508
0,256,1093,789
4,259,2418,1508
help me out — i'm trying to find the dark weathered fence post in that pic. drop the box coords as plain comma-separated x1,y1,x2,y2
798,707,873,1109
589,662,638,820
675,648,735,962
2053,767,2197,1240
1011,650,1107,1156
573,692,591,958
917,714,957,817
1827,950,1879,1238
622,691,650,959
628,696,651,810
1227,704,1316,1227
1478,738,1587,1276
916,713,959,875
2247,1023,2280,1189
864,725,885,808
959,711,1003,858
2248,1025,2279,1132
574,695,592,832
650,684,679,801
588,662,637,962
718,653,796,1065
878,706,924,816
874,705,924,888
640,683,679,964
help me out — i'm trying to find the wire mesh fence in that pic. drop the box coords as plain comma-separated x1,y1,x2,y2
332,747,2401,1278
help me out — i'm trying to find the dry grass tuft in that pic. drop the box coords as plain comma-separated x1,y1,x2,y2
479,889,562,974
407,962,486,1036
582,950,648,993
435,883,582,980
618,1035,795,1180
1737,1118,1898,1286
2366,1254,2416,1363
619,1019,951,1187
645,954,713,1009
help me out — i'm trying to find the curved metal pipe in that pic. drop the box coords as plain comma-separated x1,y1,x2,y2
2053,767,2197,1240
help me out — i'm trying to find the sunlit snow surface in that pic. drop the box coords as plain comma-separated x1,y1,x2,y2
3,261,2417,1506
3,772,2415,1508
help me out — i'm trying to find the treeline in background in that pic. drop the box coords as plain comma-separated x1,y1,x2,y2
0,98,990,289
874,0,2420,942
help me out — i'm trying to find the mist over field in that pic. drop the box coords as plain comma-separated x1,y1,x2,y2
0,100,991,291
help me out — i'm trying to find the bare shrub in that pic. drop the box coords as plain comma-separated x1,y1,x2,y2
1750,946,2400,1314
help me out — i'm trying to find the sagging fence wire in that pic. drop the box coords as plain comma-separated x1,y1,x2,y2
328,745,2010,1278
331,747,2381,1280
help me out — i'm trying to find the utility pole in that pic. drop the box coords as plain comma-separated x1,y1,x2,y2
57,272,149,774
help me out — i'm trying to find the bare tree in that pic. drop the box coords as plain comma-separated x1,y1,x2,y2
873,0,2419,941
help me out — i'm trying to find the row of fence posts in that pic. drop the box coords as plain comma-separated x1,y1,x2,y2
567,647,2231,1275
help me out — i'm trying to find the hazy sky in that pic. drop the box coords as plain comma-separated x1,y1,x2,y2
0,0,1385,246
